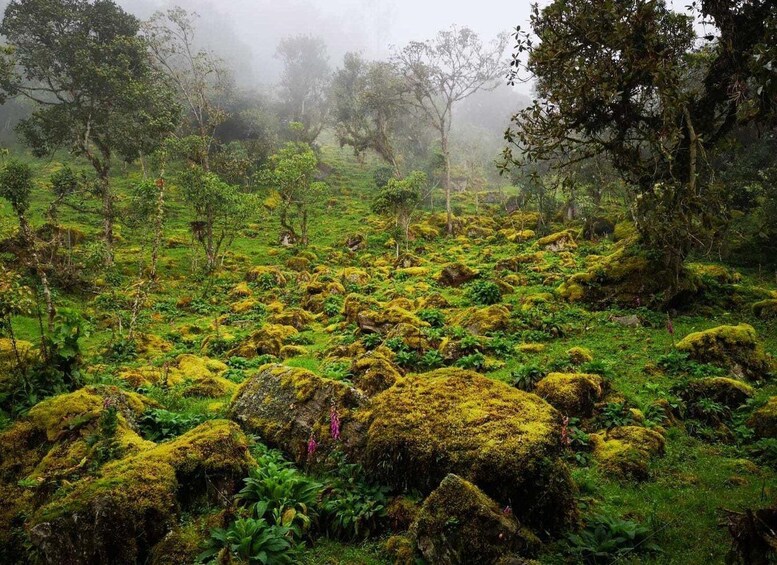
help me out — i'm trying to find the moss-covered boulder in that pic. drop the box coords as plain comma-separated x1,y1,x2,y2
437,263,479,287
752,299,777,320
534,373,604,417
357,369,576,532
679,377,754,410
452,304,511,335
28,420,253,564
537,230,577,251
357,306,428,335
676,324,774,380
557,243,698,308
350,352,402,396
121,354,235,398
228,323,299,358
411,474,540,565
747,397,777,438
246,265,287,286
591,426,665,481
269,307,315,330
228,364,368,464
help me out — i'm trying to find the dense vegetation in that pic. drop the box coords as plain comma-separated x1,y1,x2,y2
0,0,776,563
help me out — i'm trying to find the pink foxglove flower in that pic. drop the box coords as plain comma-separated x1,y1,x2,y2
307,434,318,456
330,403,341,441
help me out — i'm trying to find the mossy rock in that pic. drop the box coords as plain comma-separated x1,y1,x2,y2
228,364,368,464
753,299,777,320
534,373,603,417
411,474,541,565
557,243,699,308
357,369,577,532
340,267,371,285
229,281,253,298
747,397,777,438
28,420,253,564
591,426,665,481
120,354,229,395
566,347,593,364
357,306,428,335
246,265,287,286
228,324,299,358
536,230,577,251
436,263,479,287
270,307,315,330
385,323,430,351
351,352,403,396
452,304,511,335
676,324,774,380
679,377,754,409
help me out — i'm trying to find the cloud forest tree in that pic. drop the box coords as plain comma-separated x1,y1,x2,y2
502,0,777,291
0,0,180,264
276,35,331,145
144,7,231,172
332,53,408,174
394,26,508,235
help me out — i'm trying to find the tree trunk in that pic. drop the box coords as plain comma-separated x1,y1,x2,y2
18,215,55,333
100,170,114,266
441,134,452,235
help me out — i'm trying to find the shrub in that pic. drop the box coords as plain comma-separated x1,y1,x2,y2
455,353,486,371
566,513,658,563
199,517,297,564
599,402,634,429
418,308,445,328
139,409,207,442
467,280,502,305
511,364,545,391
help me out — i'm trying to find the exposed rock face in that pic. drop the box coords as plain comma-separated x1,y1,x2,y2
355,368,577,533
676,324,774,381
228,364,368,464
436,263,479,287
411,474,540,565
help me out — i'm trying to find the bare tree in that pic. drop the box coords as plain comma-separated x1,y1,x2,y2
394,26,508,234
144,7,231,171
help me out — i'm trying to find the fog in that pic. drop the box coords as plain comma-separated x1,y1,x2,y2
118,0,538,91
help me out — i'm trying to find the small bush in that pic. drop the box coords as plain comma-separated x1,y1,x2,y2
466,280,502,305
566,513,659,563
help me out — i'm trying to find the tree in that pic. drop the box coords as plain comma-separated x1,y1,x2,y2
276,35,331,144
260,141,327,246
179,166,255,272
332,53,408,173
0,160,55,330
372,171,426,257
144,7,231,171
503,0,777,288
394,26,508,234
0,0,180,263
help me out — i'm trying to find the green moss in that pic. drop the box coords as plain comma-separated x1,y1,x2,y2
229,364,367,464
567,346,594,364
411,474,540,564
436,263,479,287
534,373,603,417
752,299,777,320
29,420,253,564
358,368,576,532
680,377,754,409
452,304,511,335
536,229,577,250
676,323,774,380
229,323,299,358
591,426,665,481
351,352,402,396
747,397,777,438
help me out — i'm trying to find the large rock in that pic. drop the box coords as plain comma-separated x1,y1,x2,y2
678,377,754,410
676,324,774,381
228,323,299,358
356,369,577,532
436,263,479,287
452,305,511,335
357,306,428,335
28,420,253,564
411,474,540,565
228,364,368,463
748,397,777,438
590,426,665,481
534,373,604,417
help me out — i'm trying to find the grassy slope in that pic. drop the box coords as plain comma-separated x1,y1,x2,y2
2,144,776,564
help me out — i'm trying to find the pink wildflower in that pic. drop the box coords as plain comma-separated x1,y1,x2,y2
307,434,318,456
330,402,341,441
666,316,675,336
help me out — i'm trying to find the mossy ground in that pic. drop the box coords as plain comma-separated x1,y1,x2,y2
2,144,776,563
